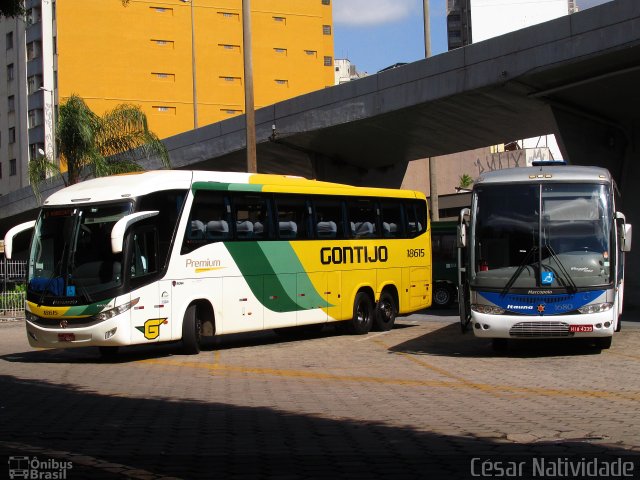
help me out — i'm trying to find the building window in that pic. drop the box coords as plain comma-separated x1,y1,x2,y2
220,76,241,84
274,48,287,55
29,143,44,161
152,7,173,14
8,96,15,113
28,109,44,128
321,0,330,4
275,79,288,86
6,32,13,50
27,41,42,60
305,50,317,57
153,106,176,114
7,63,14,82
10,159,16,176
222,109,242,115
153,72,175,81
273,16,286,24
219,44,240,52
28,75,43,94
26,7,41,24
323,25,332,35
218,12,239,20
324,56,333,67
9,127,15,144
152,39,174,48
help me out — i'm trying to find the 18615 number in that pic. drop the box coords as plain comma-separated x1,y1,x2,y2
407,249,425,258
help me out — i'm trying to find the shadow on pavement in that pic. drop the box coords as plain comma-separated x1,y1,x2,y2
0,374,636,479
389,323,608,359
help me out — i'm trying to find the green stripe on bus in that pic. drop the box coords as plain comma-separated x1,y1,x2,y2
63,300,112,317
192,182,263,192
225,242,329,312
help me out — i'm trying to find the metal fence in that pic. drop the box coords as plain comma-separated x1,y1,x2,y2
1,259,27,282
0,290,25,314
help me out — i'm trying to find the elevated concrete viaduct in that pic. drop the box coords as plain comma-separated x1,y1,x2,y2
2,0,639,306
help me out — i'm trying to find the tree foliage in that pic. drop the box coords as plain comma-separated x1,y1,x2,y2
0,0,25,18
29,95,170,202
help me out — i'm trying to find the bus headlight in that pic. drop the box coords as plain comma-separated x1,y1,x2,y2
578,303,613,314
471,304,505,315
25,311,40,323
92,298,139,322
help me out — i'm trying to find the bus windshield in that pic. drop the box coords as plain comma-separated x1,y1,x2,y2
28,202,133,301
472,183,612,290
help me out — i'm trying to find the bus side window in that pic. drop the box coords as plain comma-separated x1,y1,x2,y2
405,200,427,237
314,199,345,239
130,228,158,279
347,198,378,239
274,196,309,240
233,194,271,240
182,191,230,253
380,201,404,238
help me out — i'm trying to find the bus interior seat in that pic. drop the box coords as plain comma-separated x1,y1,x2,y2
383,222,398,237
206,220,229,239
188,220,206,240
317,221,337,238
279,221,297,239
355,221,374,238
253,222,264,236
236,220,254,238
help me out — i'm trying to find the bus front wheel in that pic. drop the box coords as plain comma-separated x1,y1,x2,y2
182,305,202,354
374,291,396,331
348,292,374,335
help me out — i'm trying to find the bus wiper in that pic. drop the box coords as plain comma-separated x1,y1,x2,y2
501,246,537,296
543,244,578,293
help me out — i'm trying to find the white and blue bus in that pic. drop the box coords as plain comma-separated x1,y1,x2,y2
457,164,632,350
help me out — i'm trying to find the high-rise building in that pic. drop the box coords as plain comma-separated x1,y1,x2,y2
447,0,576,49
0,0,334,195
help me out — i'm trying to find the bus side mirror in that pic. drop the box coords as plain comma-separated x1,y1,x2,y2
622,224,632,252
616,212,632,252
3,220,36,260
457,208,470,248
111,211,159,254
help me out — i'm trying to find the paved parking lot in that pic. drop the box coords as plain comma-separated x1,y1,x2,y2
1,310,639,479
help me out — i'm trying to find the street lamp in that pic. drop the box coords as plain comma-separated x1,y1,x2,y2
38,86,56,165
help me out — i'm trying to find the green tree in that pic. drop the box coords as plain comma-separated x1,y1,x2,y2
30,95,170,201
0,1,24,18
458,173,474,189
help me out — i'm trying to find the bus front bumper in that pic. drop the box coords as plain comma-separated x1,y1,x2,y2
25,318,129,349
471,312,615,339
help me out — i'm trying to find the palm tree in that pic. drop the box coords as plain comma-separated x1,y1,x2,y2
29,94,170,201
458,173,474,189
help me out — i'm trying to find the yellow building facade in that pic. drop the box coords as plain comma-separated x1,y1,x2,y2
56,0,334,140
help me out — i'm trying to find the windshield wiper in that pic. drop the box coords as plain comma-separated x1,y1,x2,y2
542,244,578,293
501,246,537,296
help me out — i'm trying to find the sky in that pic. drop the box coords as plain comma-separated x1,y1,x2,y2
333,0,613,75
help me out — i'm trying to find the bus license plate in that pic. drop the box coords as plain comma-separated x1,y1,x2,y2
58,333,75,342
569,325,593,333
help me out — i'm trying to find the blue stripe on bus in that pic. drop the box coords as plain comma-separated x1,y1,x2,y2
478,290,605,315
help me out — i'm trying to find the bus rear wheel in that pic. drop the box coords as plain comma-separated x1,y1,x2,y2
374,291,396,331
182,305,202,354
348,292,373,335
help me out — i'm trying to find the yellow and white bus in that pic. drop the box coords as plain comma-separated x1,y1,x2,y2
5,171,432,355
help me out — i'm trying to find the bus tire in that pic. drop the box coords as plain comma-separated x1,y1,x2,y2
98,346,119,358
596,336,612,350
433,283,453,308
374,291,396,331
182,305,202,354
348,292,374,335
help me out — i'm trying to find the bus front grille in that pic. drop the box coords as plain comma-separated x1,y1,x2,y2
509,321,572,337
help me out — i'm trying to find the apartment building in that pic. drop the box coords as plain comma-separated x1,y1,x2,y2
0,0,334,195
